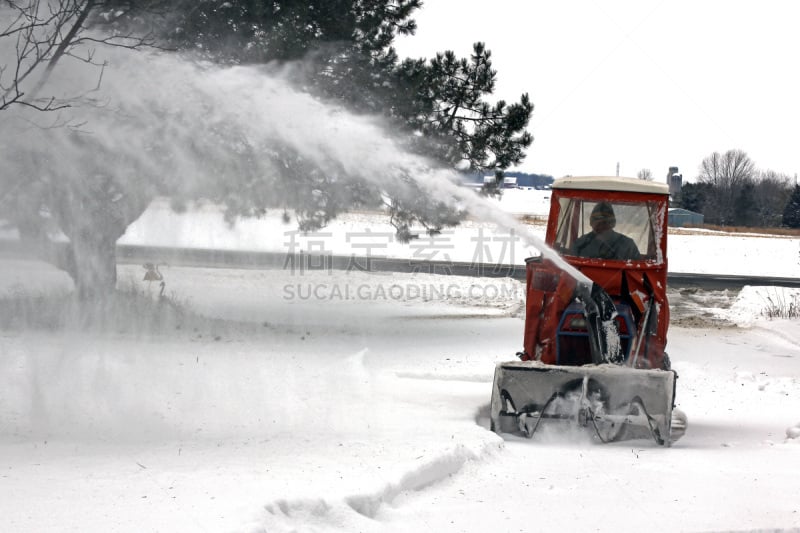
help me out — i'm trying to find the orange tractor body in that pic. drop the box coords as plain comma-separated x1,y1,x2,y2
491,177,685,445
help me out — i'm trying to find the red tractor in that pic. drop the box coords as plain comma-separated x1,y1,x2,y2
491,176,686,445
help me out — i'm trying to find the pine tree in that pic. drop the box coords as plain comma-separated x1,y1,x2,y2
733,183,758,226
783,185,800,228
394,43,532,175
676,182,711,214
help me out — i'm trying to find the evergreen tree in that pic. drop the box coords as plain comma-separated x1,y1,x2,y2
393,43,532,175
733,182,758,226
752,171,792,227
96,0,421,64
783,185,800,228
676,182,711,214
382,43,532,236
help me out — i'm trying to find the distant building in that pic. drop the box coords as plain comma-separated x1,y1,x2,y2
668,208,704,227
666,167,683,198
503,176,518,189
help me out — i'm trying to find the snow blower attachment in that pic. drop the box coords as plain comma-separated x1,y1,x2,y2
491,360,676,444
490,177,686,445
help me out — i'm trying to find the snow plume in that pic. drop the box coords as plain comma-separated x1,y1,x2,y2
1,41,589,286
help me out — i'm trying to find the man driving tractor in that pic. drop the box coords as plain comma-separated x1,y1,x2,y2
571,201,640,260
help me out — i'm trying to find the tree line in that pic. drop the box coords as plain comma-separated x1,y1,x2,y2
676,149,800,229
461,171,554,188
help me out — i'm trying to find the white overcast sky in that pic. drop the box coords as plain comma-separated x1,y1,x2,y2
394,0,800,182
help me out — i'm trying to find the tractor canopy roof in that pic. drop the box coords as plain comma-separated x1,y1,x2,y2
553,176,669,196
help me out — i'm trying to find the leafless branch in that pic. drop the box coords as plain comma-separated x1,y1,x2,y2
1,0,156,112
16,94,70,111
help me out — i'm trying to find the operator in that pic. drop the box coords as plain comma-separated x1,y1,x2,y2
571,201,641,260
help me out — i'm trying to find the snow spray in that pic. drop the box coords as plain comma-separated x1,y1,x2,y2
0,44,605,444
0,45,591,290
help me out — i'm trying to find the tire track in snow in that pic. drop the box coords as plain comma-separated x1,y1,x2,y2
237,348,503,531
344,439,500,519
249,435,502,531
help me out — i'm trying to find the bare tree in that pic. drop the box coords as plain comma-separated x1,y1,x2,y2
637,168,653,181
1,1,156,299
697,149,756,225
1,0,154,113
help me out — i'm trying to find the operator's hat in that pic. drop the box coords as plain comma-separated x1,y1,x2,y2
590,201,616,227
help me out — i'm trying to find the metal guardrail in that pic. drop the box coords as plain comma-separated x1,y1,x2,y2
2,240,799,290
117,245,800,289
664,273,800,290
116,244,529,279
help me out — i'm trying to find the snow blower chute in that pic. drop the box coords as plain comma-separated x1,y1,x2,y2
490,177,686,445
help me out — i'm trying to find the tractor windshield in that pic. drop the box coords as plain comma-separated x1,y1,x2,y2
553,197,663,262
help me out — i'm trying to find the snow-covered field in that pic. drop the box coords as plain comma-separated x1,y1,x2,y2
1,202,799,532
118,195,800,278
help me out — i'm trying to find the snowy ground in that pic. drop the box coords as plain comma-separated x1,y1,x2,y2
1,204,800,532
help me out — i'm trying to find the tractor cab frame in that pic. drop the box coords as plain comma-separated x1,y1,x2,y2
522,177,671,370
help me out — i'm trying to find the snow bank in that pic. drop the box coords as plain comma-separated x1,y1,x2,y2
723,286,800,327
